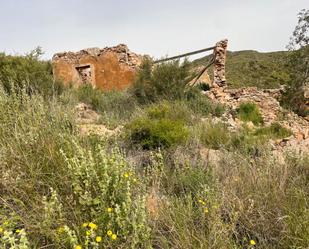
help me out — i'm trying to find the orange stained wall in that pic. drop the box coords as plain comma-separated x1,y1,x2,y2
52,52,137,91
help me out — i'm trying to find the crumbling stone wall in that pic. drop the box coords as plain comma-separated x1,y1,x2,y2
52,44,142,91
213,39,228,87
205,86,309,154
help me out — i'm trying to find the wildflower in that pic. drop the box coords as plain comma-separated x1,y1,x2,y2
96,236,102,243
111,234,117,240
86,230,91,236
107,230,113,236
204,207,209,214
75,245,82,249
57,227,64,234
198,199,206,205
88,222,98,230
124,173,129,178
82,223,88,228
107,207,113,213
133,178,137,183
250,240,256,246
0,227,3,233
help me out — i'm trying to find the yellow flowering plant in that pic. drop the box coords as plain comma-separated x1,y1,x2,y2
59,143,151,248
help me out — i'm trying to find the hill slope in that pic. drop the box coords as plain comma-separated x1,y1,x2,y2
194,50,291,89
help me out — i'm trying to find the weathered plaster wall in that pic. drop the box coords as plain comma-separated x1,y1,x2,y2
52,44,142,91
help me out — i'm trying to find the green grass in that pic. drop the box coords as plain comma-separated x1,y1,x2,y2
125,102,190,149
198,122,231,150
76,84,138,127
237,102,264,125
186,91,225,117
254,122,292,139
196,121,290,156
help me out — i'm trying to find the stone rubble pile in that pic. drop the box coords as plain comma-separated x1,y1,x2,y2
52,44,142,69
206,87,283,124
205,86,309,154
75,102,100,124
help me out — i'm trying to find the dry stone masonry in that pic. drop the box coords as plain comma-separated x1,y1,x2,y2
213,39,228,87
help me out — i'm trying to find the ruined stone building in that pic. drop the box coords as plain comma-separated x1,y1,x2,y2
52,44,142,91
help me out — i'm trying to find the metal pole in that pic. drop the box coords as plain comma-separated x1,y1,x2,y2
154,46,216,64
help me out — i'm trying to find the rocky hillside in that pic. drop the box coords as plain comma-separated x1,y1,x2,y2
194,50,291,89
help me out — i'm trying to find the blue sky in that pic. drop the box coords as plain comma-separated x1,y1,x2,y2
0,0,307,59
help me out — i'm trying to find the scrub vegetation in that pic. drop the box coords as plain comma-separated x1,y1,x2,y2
0,9,308,249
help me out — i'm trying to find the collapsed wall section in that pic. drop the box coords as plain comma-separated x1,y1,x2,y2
52,44,142,91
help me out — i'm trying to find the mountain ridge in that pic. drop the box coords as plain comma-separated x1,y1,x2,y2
194,49,291,89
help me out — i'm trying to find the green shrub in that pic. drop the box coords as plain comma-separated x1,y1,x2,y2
254,122,292,139
197,82,211,91
280,47,309,117
126,102,189,149
237,102,263,125
0,48,64,98
197,122,269,156
130,58,195,104
281,9,309,117
0,87,151,248
280,47,309,116
146,101,193,124
58,143,151,248
130,58,224,118
186,92,225,117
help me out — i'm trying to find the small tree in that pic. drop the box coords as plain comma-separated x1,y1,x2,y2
130,58,196,104
288,9,309,49
282,9,309,116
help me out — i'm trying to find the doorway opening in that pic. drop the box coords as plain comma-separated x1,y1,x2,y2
76,65,92,84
